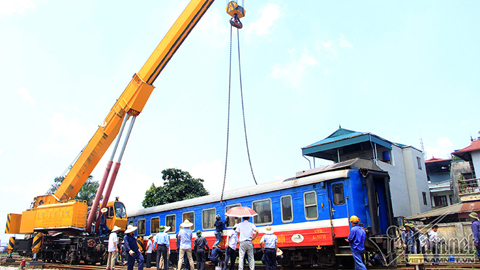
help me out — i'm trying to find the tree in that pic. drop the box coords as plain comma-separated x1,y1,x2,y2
142,168,209,208
46,175,99,206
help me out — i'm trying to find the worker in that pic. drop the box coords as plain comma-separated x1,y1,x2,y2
401,223,415,263
119,241,127,265
158,226,171,270
99,208,109,236
154,225,170,270
428,225,441,266
177,220,195,270
194,230,209,270
214,215,225,246
145,235,153,268
223,224,239,270
410,223,422,254
471,212,480,261
260,226,278,270
346,215,366,270
124,225,144,270
106,225,121,270
209,244,223,267
137,236,145,255
236,216,259,270
176,226,189,270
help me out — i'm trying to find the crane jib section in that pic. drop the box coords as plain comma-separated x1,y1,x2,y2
53,0,215,203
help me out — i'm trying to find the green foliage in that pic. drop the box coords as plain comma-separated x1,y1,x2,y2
46,175,99,206
142,168,209,208
46,176,65,195
76,176,100,206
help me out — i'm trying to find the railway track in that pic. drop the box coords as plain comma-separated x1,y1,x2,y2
2,257,480,269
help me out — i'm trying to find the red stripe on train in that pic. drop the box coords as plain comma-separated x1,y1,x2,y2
166,226,350,249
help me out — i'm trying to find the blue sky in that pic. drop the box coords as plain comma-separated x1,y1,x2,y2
0,0,479,244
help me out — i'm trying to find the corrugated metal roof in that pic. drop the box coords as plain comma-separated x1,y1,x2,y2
304,128,363,147
296,158,382,178
302,128,393,157
452,140,480,161
406,203,463,220
425,158,452,163
407,201,480,220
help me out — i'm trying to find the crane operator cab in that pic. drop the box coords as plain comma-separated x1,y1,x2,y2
226,0,245,29
103,200,128,233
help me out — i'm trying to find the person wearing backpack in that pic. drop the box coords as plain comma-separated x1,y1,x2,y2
470,212,480,260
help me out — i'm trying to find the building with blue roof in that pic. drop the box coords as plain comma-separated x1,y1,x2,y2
301,127,431,218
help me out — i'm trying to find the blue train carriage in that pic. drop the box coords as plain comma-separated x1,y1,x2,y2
128,158,395,268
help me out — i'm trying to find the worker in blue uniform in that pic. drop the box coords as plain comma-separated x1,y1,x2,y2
153,225,170,270
347,215,366,270
99,207,109,236
470,212,480,261
209,244,223,266
214,215,225,247
124,225,144,270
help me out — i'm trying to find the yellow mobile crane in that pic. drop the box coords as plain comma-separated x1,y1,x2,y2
5,0,245,265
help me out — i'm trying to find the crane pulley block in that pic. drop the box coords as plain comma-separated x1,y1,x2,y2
226,1,245,19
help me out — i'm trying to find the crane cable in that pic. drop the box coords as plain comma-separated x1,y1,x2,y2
221,25,257,203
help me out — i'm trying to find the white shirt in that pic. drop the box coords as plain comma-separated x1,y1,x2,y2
227,230,239,250
146,240,153,253
108,232,118,252
236,220,257,242
260,234,277,249
429,230,440,243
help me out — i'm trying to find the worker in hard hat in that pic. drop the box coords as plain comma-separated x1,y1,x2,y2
346,215,366,270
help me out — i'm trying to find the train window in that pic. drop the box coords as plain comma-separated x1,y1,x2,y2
202,208,216,230
114,202,127,218
166,214,176,233
252,199,272,225
182,212,195,231
333,184,345,205
281,196,293,223
151,217,160,234
304,191,318,220
138,219,146,236
225,204,241,227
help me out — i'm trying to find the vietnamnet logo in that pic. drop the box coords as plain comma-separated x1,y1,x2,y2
369,211,477,266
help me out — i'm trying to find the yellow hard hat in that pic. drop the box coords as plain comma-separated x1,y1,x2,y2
350,215,360,223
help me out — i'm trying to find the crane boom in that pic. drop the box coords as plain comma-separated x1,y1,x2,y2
54,0,215,202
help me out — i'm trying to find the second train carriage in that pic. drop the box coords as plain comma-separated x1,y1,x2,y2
128,158,396,267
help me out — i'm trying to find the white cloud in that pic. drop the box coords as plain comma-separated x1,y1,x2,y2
111,165,157,210
196,7,229,48
339,34,353,48
270,47,320,88
425,137,454,159
189,159,225,195
316,34,353,59
245,3,282,41
37,111,95,157
0,0,35,15
17,87,36,105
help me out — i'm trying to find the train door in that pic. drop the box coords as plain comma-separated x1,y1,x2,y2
364,171,393,236
327,181,348,238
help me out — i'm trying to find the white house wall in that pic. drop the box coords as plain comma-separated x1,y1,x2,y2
377,145,412,217
402,147,431,215
472,151,480,178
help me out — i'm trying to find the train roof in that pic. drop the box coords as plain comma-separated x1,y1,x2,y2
128,158,382,218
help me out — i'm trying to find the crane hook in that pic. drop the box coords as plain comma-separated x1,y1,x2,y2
230,14,243,29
